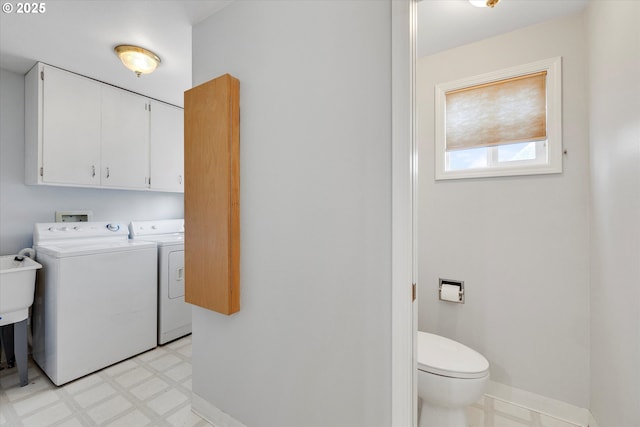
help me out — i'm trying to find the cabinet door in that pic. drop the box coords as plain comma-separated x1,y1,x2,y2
100,85,150,189
149,101,184,192
42,66,101,185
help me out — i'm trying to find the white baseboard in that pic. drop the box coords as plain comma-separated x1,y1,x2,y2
191,393,247,427
190,383,600,427
485,380,593,427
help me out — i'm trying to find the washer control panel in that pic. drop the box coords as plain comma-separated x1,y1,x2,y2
129,219,185,237
34,222,128,244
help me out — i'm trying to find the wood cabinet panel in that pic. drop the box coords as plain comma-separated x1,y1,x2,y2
184,74,240,315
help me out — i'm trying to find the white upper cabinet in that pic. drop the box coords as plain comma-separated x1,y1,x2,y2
25,63,183,192
30,64,102,186
101,85,150,189
149,101,184,192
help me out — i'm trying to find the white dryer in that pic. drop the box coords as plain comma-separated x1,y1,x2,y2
32,222,157,386
129,219,191,345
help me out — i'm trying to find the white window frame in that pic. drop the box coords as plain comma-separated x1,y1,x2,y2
434,57,563,180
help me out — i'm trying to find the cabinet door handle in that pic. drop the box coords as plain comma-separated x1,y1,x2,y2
91,165,96,177
106,167,110,178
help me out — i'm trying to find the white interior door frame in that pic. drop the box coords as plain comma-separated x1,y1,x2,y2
391,0,417,426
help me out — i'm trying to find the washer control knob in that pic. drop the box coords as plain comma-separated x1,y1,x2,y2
151,225,158,230
48,227,56,232
106,223,120,232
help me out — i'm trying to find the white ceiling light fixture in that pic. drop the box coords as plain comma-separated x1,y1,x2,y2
469,0,501,8
114,45,161,77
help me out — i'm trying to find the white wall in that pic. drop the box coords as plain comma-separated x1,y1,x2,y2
587,1,640,426
417,14,590,407
190,1,392,426
0,68,183,254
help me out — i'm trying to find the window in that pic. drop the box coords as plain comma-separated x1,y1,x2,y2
435,57,562,180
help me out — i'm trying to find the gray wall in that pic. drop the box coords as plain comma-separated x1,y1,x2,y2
417,13,591,407
587,1,640,426
0,68,183,254
189,1,392,426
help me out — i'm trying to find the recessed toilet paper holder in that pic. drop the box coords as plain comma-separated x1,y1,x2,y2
439,278,465,303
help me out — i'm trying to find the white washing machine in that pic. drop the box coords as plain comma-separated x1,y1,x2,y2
32,222,157,386
129,219,191,345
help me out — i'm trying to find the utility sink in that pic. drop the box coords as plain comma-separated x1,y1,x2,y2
0,255,42,327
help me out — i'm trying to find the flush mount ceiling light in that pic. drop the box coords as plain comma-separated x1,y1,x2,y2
469,0,501,8
114,45,161,77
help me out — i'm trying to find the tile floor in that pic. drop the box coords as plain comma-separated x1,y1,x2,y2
2,336,583,427
0,335,210,427
467,396,583,427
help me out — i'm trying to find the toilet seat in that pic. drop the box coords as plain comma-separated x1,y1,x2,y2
417,331,489,379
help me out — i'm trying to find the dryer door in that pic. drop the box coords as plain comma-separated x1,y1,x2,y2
168,250,185,299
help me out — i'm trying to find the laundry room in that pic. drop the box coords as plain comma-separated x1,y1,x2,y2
0,2,196,423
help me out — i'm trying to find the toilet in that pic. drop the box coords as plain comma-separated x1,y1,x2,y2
417,331,490,427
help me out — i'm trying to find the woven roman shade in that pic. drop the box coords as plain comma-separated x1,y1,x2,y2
445,71,547,151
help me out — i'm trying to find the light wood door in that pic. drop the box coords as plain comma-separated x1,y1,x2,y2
184,74,240,315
